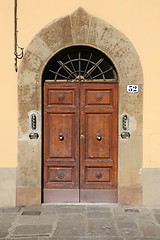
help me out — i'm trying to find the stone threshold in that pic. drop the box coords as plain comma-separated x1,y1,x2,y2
42,202,118,206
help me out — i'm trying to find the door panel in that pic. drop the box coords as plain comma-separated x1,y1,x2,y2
47,167,73,183
86,113,111,158
48,113,74,158
86,90,113,106
86,167,111,182
48,90,74,105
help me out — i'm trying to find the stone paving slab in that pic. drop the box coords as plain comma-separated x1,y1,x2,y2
12,224,52,235
16,215,56,225
87,219,117,237
140,225,160,237
117,221,137,229
87,211,112,218
54,221,86,236
58,213,85,221
154,214,160,224
0,205,160,239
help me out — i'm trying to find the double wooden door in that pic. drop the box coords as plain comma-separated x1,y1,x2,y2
43,83,118,202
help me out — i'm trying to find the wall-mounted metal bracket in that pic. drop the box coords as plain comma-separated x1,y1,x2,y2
14,0,24,72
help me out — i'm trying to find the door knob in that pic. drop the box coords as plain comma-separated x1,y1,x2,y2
96,133,102,141
59,133,64,141
80,134,84,139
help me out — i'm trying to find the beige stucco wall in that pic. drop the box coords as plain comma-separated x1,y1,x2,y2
0,0,160,206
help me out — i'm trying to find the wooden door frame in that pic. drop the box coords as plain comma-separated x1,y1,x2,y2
16,8,143,206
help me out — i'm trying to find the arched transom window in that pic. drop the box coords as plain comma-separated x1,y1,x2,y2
43,46,117,83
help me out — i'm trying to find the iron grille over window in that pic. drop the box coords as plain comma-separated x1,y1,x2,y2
43,46,117,83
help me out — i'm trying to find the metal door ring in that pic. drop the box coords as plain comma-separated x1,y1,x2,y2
58,171,65,179
95,172,102,179
58,94,65,101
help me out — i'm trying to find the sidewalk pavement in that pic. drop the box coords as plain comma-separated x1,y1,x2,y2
0,204,160,240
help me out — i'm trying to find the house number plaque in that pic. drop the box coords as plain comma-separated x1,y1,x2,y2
126,84,139,93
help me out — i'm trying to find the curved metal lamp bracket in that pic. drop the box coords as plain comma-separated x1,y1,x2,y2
14,0,24,72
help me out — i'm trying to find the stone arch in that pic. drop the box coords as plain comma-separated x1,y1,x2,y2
17,8,143,206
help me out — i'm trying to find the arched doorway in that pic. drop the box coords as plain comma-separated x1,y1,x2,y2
16,8,143,206
42,46,118,202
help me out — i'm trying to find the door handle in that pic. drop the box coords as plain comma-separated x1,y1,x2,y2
96,133,102,141
59,133,64,141
80,134,84,139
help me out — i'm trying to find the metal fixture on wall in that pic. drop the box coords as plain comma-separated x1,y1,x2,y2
14,0,24,72
121,113,130,139
29,112,39,140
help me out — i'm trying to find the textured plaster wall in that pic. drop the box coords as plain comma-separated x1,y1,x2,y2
0,0,160,206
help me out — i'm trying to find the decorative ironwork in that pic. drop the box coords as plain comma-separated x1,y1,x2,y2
43,46,117,82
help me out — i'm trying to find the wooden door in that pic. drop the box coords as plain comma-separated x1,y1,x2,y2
79,84,118,202
43,83,80,202
43,82,118,202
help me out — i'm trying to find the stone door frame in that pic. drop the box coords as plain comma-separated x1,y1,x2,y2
17,8,143,206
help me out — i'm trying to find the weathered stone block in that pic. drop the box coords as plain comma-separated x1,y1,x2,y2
16,187,41,206
118,136,142,187
37,16,73,52
88,17,121,59
119,186,142,206
19,50,44,74
27,36,52,63
18,69,38,86
70,7,91,44
17,140,41,187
